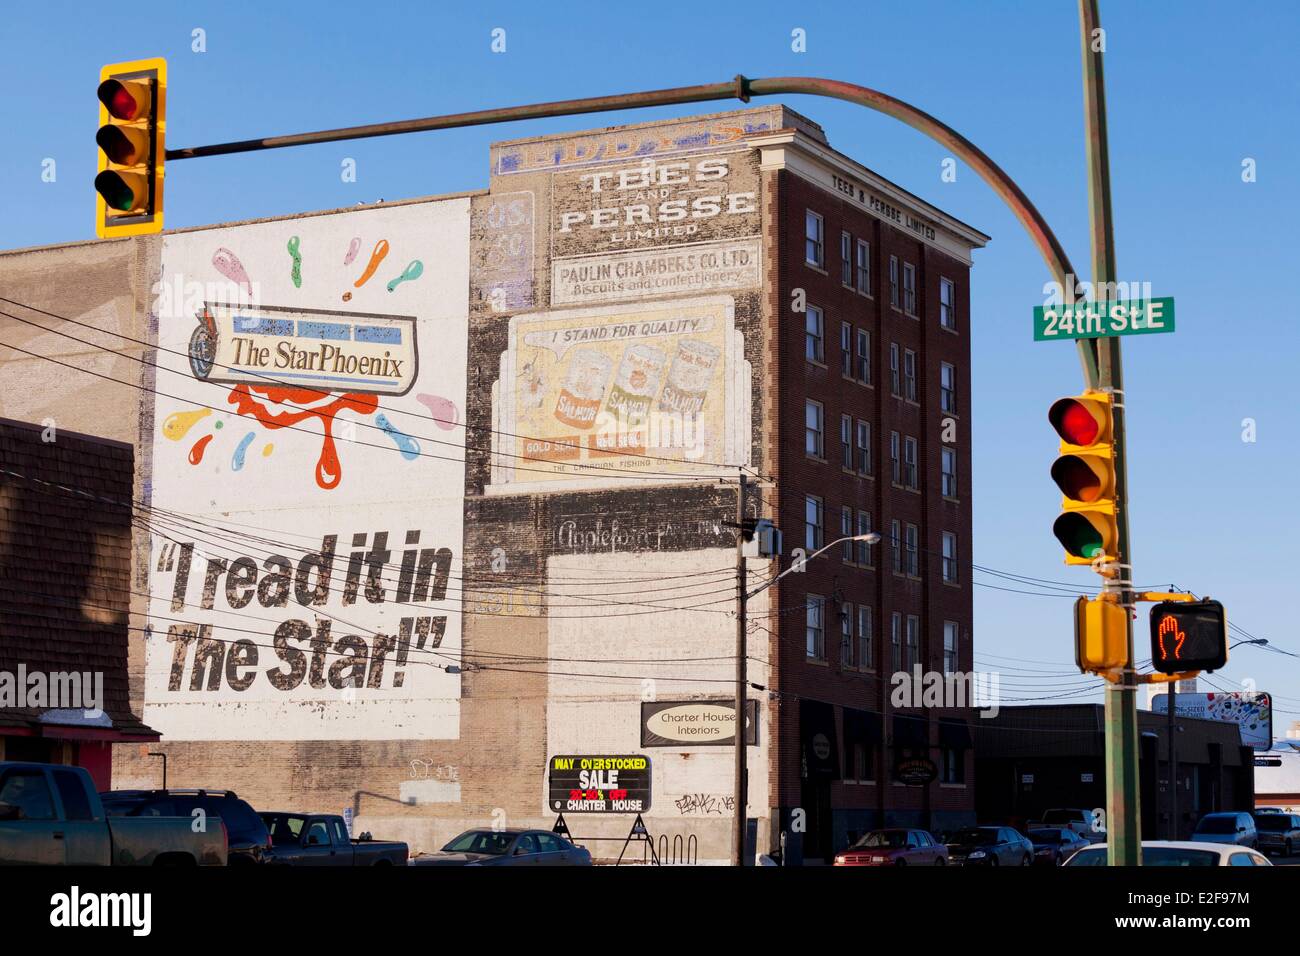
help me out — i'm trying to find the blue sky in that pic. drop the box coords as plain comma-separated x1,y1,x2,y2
4,0,1299,723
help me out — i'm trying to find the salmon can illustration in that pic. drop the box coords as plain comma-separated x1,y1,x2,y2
658,339,720,416
554,347,612,429
605,343,667,424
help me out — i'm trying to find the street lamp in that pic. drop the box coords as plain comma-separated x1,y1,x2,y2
1230,638,1268,650
732,528,881,866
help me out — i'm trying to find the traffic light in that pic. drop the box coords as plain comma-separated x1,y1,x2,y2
1048,391,1117,565
1150,599,1228,674
1074,595,1128,673
95,58,166,238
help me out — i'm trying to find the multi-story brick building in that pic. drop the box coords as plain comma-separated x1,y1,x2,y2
0,104,984,863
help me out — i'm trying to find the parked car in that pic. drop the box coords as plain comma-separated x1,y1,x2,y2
834,829,948,866
0,762,227,866
410,828,591,866
1039,808,1097,840
260,812,408,865
100,787,270,864
1063,841,1272,867
1190,812,1257,849
945,826,1033,866
1026,827,1090,866
1251,812,1300,857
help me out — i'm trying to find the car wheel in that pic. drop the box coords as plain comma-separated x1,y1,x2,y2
989,856,998,867
1022,854,1031,866
1286,840,1293,858
895,858,907,866
934,857,945,867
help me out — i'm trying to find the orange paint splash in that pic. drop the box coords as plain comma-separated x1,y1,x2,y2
226,384,378,490
188,433,214,465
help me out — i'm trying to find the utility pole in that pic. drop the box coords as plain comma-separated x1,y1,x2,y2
1079,0,1142,866
733,469,748,867
1168,682,1178,839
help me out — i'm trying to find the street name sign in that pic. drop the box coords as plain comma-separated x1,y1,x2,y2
1033,297,1175,341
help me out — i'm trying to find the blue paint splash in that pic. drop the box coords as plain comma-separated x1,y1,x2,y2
231,431,257,472
376,414,420,460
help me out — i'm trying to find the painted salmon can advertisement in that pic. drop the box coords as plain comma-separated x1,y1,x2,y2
144,199,470,741
489,295,751,491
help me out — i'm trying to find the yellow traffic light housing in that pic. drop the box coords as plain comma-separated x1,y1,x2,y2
1074,595,1129,673
95,58,166,238
1049,392,1118,565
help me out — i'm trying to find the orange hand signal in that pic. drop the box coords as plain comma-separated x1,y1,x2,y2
1157,614,1186,660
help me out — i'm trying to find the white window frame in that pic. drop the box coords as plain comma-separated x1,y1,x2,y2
942,531,959,583
855,420,871,474
856,239,872,296
857,605,873,670
891,612,902,673
904,349,917,402
905,614,920,670
855,328,871,383
806,595,826,659
805,495,824,551
905,523,919,577
941,447,958,498
943,621,960,673
889,255,900,309
805,400,824,458
940,361,956,413
805,305,824,363
903,436,918,489
841,414,853,469
940,277,956,329
805,210,824,267
903,261,917,315
840,601,855,667
841,231,853,286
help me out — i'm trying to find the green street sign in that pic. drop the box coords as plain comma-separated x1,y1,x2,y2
1033,297,1175,341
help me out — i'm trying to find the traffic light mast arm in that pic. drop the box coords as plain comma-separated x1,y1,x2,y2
1136,592,1197,604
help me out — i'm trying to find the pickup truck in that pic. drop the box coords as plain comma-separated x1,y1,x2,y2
260,812,408,866
0,762,227,865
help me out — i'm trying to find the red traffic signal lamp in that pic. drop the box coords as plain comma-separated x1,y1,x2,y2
1149,599,1227,674
1049,392,1117,565
95,58,166,238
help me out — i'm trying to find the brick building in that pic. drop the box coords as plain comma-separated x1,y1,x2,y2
0,105,985,862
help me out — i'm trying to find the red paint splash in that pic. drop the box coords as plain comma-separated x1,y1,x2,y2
188,433,214,465
226,384,379,489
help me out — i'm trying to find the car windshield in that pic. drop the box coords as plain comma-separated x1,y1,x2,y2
442,831,516,855
950,829,997,846
264,815,308,845
1042,811,1080,825
1144,848,1220,866
1195,817,1237,835
1255,816,1290,832
1028,829,1062,844
854,831,907,849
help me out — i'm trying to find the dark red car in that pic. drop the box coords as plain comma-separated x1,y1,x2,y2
834,828,948,866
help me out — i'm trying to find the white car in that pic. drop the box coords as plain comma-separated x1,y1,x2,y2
1062,840,1273,867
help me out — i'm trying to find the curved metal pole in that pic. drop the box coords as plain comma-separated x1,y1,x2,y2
166,73,1098,384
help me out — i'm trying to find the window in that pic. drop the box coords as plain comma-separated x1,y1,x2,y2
940,362,956,413
805,400,823,458
805,210,824,267
805,495,823,551
0,769,56,820
840,602,854,667
889,343,901,396
905,614,920,670
890,431,901,484
903,262,917,315
905,524,919,576
941,447,958,498
841,414,853,469
53,770,94,821
943,621,959,673
890,612,902,673
855,420,871,474
851,741,875,782
940,277,956,330
857,605,873,669
904,349,917,401
889,255,899,308
807,595,826,659
856,511,873,565
805,305,824,363
856,239,871,295
890,519,902,573
841,323,853,376
942,532,959,583
903,437,918,489
841,507,854,561
941,746,965,784
855,329,871,383
841,232,852,285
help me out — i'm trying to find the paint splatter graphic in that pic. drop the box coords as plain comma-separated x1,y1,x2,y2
211,248,252,296
344,237,361,265
231,431,257,471
262,444,274,457
386,259,423,292
163,408,211,441
376,413,420,460
354,239,389,288
226,384,379,490
416,394,458,431
189,433,214,465
287,235,303,288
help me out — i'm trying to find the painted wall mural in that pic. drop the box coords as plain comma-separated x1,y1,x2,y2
144,199,470,740
487,295,751,491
